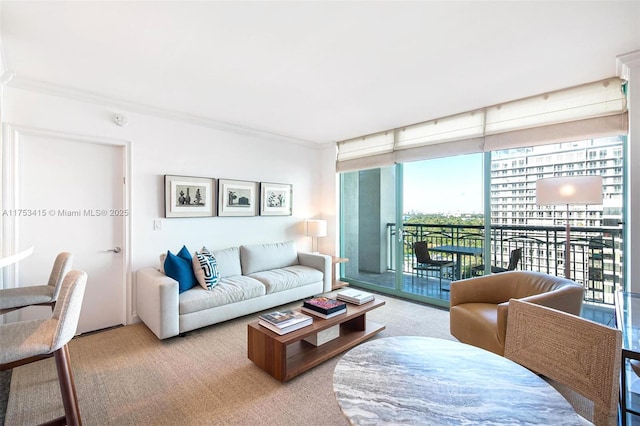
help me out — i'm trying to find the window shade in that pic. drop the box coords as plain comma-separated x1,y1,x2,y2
336,77,628,172
395,110,485,150
484,78,626,135
336,131,394,162
484,113,628,151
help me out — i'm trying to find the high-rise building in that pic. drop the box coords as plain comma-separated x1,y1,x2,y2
489,136,625,304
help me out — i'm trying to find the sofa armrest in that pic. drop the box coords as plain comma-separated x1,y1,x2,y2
298,252,332,293
136,267,180,339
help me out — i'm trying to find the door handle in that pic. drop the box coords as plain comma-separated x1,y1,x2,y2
108,247,122,254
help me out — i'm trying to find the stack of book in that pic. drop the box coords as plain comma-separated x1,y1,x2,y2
258,310,313,335
301,297,347,319
336,288,375,305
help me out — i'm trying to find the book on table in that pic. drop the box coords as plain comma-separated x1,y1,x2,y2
258,309,313,335
258,316,312,335
300,306,346,319
336,288,375,305
258,309,312,328
303,297,347,315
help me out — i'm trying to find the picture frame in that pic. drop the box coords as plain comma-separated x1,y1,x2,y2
218,179,258,217
260,182,293,216
164,175,216,218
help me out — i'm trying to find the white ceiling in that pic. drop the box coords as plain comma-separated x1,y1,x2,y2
1,1,639,145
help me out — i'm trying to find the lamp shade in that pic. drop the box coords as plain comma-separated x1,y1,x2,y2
536,176,603,206
305,219,327,238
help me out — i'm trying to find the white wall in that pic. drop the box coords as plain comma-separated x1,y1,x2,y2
2,86,337,323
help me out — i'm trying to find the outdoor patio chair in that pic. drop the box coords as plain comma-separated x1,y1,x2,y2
505,299,621,426
412,241,454,291
472,247,521,276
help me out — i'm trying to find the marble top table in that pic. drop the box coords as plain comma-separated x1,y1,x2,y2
333,336,584,425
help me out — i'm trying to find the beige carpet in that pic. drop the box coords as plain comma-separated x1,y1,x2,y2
5,293,452,426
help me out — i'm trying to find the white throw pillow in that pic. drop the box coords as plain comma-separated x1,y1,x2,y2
192,247,220,290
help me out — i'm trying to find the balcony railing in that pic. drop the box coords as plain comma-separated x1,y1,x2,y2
387,223,623,305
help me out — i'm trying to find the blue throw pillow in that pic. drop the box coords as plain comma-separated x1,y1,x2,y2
177,245,192,262
164,248,197,293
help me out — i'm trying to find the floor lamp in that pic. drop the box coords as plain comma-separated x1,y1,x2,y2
536,176,603,280
305,219,327,253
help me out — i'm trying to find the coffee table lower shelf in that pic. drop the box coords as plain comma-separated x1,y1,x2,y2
248,300,385,382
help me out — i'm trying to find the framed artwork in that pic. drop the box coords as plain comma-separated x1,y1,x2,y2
260,182,292,216
164,175,216,218
218,179,258,217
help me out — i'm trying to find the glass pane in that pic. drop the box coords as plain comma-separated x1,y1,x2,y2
341,166,397,292
401,154,484,302
488,136,625,307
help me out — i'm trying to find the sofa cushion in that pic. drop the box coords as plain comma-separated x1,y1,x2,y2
164,248,197,293
240,241,298,276
211,247,242,278
192,247,220,290
248,265,322,294
179,275,265,315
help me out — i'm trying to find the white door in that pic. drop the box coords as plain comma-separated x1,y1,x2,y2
13,130,126,334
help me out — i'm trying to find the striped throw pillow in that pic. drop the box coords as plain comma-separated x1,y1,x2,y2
192,247,220,290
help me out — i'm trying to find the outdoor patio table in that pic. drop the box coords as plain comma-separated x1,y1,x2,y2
430,244,482,280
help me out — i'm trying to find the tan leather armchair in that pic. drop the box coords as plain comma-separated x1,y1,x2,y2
449,271,584,356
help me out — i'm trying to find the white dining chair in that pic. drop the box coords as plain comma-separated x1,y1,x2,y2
0,251,73,314
0,269,87,426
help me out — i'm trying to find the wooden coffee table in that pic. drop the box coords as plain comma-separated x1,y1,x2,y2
248,298,385,382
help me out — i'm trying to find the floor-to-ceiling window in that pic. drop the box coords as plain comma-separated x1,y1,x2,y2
339,136,625,311
336,78,628,312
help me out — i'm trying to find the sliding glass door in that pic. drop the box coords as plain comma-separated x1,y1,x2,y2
401,154,484,304
340,154,484,307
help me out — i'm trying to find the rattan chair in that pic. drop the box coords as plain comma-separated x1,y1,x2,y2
0,252,73,315
0,269,87,426
504,299,621,426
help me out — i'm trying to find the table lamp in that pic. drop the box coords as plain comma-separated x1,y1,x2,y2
536,175,603,279
305,219,327,253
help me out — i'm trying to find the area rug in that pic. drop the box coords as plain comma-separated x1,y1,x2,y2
5,293,452,425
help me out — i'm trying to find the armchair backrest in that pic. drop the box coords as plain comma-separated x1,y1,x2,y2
505,299,621,425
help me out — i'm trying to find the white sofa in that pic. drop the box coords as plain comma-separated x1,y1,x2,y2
136,241,332,339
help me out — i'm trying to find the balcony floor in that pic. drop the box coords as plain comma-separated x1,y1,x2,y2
347,270,615,326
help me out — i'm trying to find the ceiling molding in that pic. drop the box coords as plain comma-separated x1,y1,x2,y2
5,74,331,149
617,50,640,81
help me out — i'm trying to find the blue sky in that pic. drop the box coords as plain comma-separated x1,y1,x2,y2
403,154,484,214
